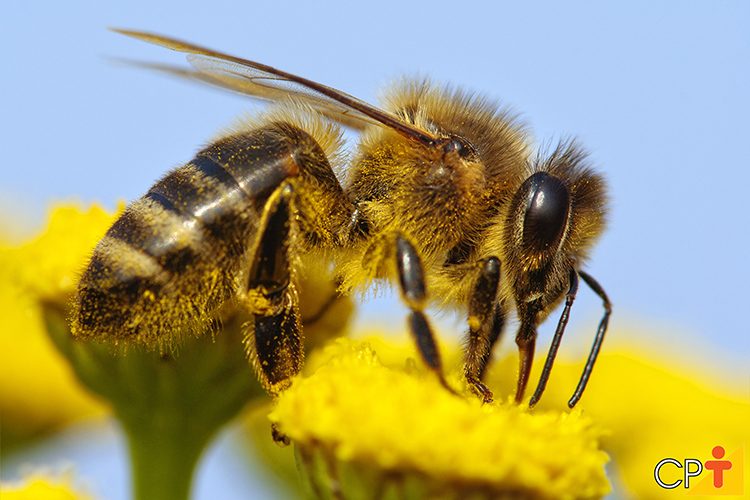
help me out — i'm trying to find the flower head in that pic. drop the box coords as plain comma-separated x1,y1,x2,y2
0,204,115,446
522,345,750,498
270,338,611,499
2,202,266,500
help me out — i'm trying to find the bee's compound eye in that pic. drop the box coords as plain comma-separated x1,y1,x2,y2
521,172,570,252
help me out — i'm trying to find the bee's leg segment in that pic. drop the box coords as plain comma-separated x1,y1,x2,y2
478,305,506,381
514,305,539,404
244,185,303,402
395,236,456,394
568,271,611,408
233,123,356,445
529,269,579,407
464,257,502,403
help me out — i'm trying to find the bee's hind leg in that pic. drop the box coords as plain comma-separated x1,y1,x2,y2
242,185,301,444
463,257,505,403
394,236,457,396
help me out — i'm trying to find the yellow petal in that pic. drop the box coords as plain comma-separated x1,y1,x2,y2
0,203,118,445
0,473,91,500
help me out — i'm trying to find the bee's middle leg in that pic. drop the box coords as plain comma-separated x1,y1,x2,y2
463,257,504,403
394,236,457,395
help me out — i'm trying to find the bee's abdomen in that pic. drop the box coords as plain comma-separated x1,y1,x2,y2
73,128,305,344
145,154,254,263
74,163,252,343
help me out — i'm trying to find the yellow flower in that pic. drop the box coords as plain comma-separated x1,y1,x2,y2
260,331,749,499
0,204,117,447
1,202,354,498
6,204,121,298
0,473,91,500
514,343,750,498
11,203,264,500
270,338,611,499
43,301,264,500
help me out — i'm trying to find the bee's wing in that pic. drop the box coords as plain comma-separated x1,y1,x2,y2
112,59,373,131
190,55,380,131
113,29,438,145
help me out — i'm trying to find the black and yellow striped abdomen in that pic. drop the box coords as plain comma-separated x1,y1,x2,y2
72,126,303,345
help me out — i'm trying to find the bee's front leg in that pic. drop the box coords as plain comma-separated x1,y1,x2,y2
567,271,611,408
529,269,579,407
394,236,457,395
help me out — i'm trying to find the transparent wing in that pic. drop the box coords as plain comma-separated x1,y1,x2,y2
112,29,438,145
111,58,375,131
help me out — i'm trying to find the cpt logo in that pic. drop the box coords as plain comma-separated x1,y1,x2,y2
654,445,744,495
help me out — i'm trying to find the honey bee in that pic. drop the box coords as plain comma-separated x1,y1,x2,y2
73,29,610,414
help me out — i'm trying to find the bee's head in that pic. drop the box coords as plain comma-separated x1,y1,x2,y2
519,171,571,255
505,141,607,272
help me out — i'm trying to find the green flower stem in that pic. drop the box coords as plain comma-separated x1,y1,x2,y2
122,410,212,500
43,302,265,500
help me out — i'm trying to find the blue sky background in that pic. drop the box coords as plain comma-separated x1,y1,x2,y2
2,1,749,498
